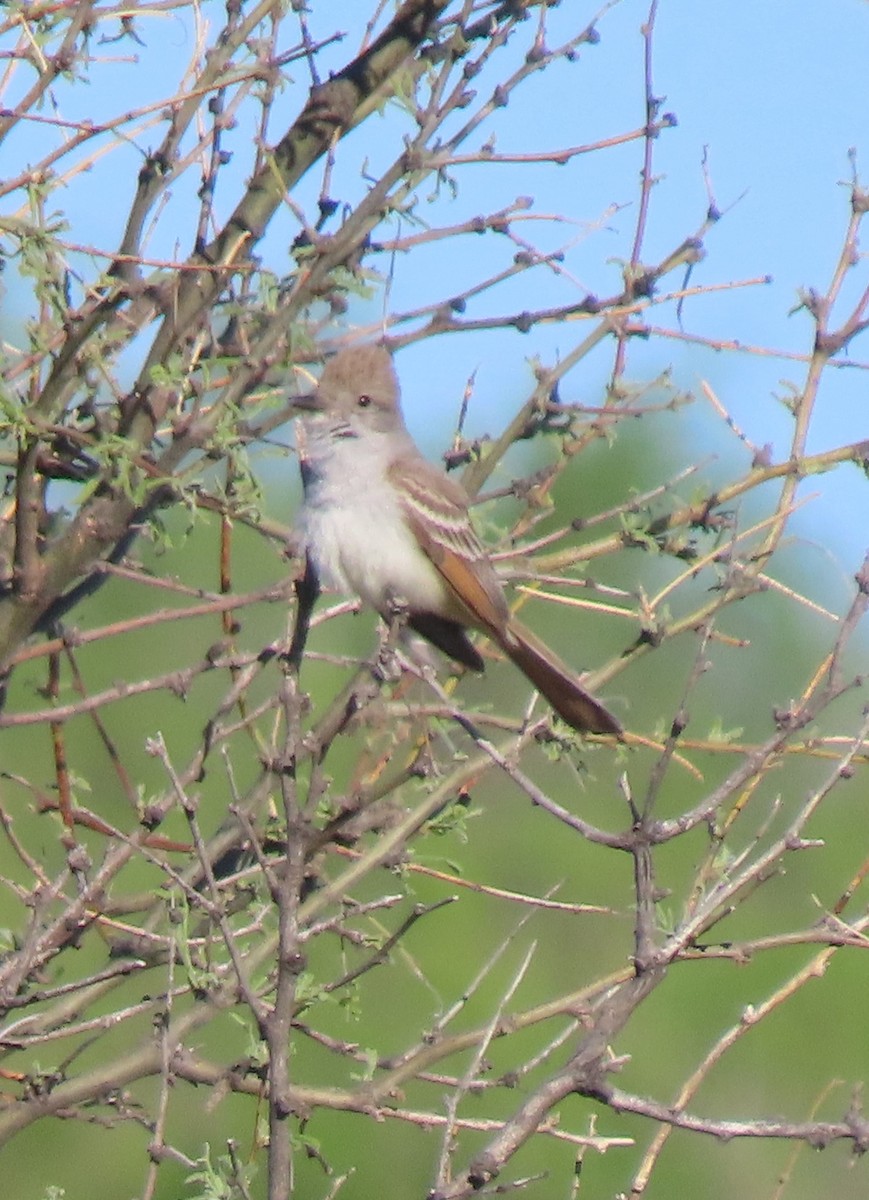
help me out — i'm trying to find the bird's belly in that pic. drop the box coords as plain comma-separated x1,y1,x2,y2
303,494,453,617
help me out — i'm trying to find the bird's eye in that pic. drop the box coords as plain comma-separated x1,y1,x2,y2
357,394,372,408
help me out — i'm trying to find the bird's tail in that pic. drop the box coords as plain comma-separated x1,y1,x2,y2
500,618,622,736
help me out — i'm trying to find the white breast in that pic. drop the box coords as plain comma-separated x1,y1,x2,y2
299,433,451,616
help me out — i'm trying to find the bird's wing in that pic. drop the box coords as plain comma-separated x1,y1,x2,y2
388,457,510,636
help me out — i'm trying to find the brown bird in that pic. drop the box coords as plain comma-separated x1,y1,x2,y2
292,344,621,736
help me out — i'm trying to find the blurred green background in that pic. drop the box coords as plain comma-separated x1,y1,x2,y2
1,392,867,1200
3,2,869,1193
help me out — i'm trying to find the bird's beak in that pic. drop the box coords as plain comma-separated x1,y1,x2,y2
290,391,323,413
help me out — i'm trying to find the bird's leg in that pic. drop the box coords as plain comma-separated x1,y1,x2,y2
376,591,411,682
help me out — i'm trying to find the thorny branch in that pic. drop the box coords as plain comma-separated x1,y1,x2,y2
0,3,867,1200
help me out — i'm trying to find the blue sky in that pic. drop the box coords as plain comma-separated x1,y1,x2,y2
286,5,869,458
4,1,869,574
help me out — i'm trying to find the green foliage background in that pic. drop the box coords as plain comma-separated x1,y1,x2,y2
1,2,868,1197
2,393,866,1200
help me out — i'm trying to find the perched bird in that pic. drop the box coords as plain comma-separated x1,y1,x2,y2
292,344,621,736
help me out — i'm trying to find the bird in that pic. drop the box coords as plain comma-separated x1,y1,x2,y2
291,343,621,736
